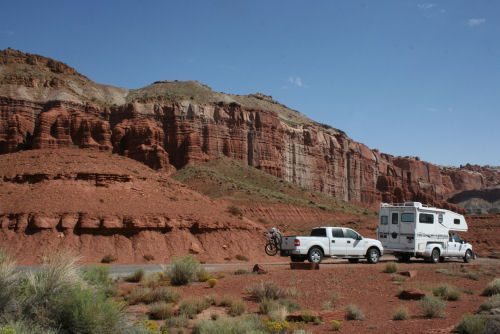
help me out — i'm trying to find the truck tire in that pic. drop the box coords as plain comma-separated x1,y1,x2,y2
291,255,305,262
430,248,440,264
464,250,472,263
366,247,380,264
307,247,323,264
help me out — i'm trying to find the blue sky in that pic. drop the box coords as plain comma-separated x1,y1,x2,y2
1,1,499,166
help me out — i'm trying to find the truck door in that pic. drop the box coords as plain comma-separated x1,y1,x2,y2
344,228,364,256
330,228,347,256
389,212,401,248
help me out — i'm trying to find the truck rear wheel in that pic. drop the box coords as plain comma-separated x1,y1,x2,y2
307,247,323,264
429,248,440,263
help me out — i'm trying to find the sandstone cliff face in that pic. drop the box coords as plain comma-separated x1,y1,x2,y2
1,49,498,209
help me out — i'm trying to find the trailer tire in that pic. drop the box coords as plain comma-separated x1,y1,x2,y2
430,248,440,264
307,247,323,264
366,247,380,264
464,250,472,263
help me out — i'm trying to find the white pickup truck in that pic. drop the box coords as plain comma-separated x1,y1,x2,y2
280,227,384,264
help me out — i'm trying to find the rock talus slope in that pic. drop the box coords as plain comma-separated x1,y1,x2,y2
1,49,499,209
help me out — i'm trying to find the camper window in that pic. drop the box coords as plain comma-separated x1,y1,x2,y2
392,213,398,224
419,213,434,224
454,219,460,225
401,213,414,222
380,216,388,225
439,215,443,224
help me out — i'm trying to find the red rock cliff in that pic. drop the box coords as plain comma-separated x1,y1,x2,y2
1,49,498,208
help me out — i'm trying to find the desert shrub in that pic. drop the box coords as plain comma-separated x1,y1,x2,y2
164,315,189,329
330,320,343,331
58,286,125,334
229,300,246,316
128,286,180,305
149,301,174,320
392,306,410,320
299,309,319,323
235,254,249,262
207,278,217,288
0,249,19,313
82,265,115,297
193,315,263,334
391,274,407,283
383,262,398,273
179,297,210,318
227,205,242,216
246,281,286,301
0,321,58,334
418,295,446,318
287,287,301,299
141,273,161,289
101,254,117,264
196,266,209,281
454,314,487,334
217,272,226,279
433,283,462,301
219,294,236,307
202,294,218,306
321,291,341,310
234,269,250,275
124,269,146,283
263,319,291,333
480,294,500,311
279,300,301,313
260,298,280,315
268,305,288,322
198,274,211,282
345,304,365,321
167,255,202,286
482,278,500,296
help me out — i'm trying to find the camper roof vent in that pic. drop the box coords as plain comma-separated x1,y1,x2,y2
404,202,422,207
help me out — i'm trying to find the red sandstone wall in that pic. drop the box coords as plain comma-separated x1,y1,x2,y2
0,97,497,208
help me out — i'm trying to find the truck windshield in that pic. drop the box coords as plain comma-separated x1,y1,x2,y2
310,228,327,237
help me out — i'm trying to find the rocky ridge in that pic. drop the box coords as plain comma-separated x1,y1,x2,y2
1,49,499,210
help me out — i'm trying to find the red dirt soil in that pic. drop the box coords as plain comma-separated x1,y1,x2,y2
121,259,500,333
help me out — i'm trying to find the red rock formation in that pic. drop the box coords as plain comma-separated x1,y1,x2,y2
1,50,499,207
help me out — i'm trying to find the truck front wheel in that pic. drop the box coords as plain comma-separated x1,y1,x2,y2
366,247,380,264
464,250,472,263
307,247,323,264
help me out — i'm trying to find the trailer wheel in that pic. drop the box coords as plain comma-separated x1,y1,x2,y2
464,250,472,263
366,247,380,264
307,247,323,264
430,248,440,264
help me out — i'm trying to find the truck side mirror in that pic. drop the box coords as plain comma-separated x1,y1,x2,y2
357,235,363,240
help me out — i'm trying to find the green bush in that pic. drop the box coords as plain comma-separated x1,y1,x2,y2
193,315,263,334
167,255,202,286
101,254,117,264
480,294,500,311
383,262,398,273
219,294,236,307
0,321,58,334
392,306,410,320
259,298,280,315
482,278,500,296
235,254,249,262
279,299,301,313
207,278,217,288
268,305,287,322
233,269,250,275
246,281,286,301
418,295,446,318
330,320,343,331
345,304,365,321
454,314,487,334
82,265,115,297
229,300,246,316
149,301,174,320
128,286,180,305
59,286,125,334
179,297,210,318
203,293,218,306
433,283,461,301
124,269,145,283
0,249,19,313
164,315,189,329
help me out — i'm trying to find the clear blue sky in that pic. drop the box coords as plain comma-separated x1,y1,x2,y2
1,1,499,166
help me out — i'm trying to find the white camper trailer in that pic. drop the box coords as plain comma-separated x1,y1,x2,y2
377,202,474,263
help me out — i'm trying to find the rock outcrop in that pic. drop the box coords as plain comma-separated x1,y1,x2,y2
1,49,499,209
